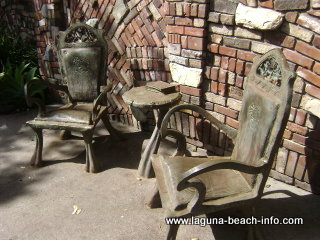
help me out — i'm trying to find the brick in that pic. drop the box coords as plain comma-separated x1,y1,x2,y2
237,50,256,62
313,35,320,49
294,155,306,180
180,85,201,96
198,4,207,18
274,0,308,10
205,92,226,105
292,133,307,145
210,67,219,80
311,0,320,8
283,139,306,154
190,4,198,17
208,12,220,23
169,3,176,15
210,34,223,44
287,122,308,135
187,36,204,50
276,148,288,173
306,84,320,98
308,9,320,17
220,13,234,25
221,57,229,70
235,75,244,88
228,58,236,72
218,69,227,83
297,13,320,35
297,67,320,86
236,60,245,75
283,49,314,69
285,12,298,23
185,27,205,37
213,0,239,14
167,25,184,34
209,43,219,53
208,23,233,36
285,151,298,177
227,98,242,111
219,46,237,57
226,117,239,129
295,109,307,125
313,62,320,75
283,129,292,139
245,62,252,75
289,108,297,122
181,36,188,48
223,37,251,50
259,0,273,8
218,83,226,96
235,27,262,40
281,22,314,43
265,31,295,49
194,18,206,27
175,17,192,26
215,105,238,119
211,81,218,93
184,3,191,16
251,41,277,54
189,58,202,68
229,86,243,100
176,3,183,16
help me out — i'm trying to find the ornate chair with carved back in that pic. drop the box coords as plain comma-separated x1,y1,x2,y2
150,49,296,239
25,23,122,173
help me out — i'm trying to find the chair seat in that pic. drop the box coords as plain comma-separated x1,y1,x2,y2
35,104,93,125
152,155,253,211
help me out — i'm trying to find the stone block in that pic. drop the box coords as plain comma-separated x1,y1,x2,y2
169,63,203,87
274,0,308,10
234,27,262,39
281,22,314,43
113,0,129,24
311,0,320,8
235,3,284,30
209,23,233,35
251,41,278,54
204,92,226,105
213,0,240,14
208,12,220,23
297,13,320,35
223,36,250,49
168,43,181,55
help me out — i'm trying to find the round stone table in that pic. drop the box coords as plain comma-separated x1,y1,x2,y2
123,86,181,178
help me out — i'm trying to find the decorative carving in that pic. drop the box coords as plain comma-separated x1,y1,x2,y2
248,103,261,129
65,27,97,43
257,57,282,86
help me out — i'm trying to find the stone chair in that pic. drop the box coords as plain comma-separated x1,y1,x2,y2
24,23,122,173
150,49,296,239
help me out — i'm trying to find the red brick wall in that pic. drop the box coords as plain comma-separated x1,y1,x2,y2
14,0,320,193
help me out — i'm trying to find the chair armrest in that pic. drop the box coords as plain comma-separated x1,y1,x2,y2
161,104,237,142
24,81,46,117
176,157,268,212
92,82,113,120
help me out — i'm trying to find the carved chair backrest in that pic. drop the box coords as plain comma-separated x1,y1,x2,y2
231,49,295,189
58,23,107,102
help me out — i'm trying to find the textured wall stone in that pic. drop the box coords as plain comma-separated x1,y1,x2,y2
235,4,284,30
169,63,202,87
274,0,308,10
305,99,320,118
212,0,239,14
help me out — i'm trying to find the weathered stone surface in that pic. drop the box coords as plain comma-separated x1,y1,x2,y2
235,4,284,30
208,12,220,23
305,99,320,118
311,0,320,8
169,55,188,65
234,27,262,40
86,18,99,28
205,92,226,105
297,13,320,35
168,43,181,55
213,0,239,14
112,0,129,24
220,13,235,25
169,63,202,87
281,22,314,43
251,41,278,54
209,23,233,35
274,0,308,10
223,37,251,49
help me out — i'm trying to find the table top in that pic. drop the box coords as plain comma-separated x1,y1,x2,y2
123,86,181,109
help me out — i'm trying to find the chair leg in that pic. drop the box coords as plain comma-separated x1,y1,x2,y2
82,131,100,173
145,181,162,208
30,127,43,167
102,113,125,141
167,224,180,240
60,130,72,140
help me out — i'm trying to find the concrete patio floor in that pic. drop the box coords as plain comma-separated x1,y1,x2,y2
0,109,319,240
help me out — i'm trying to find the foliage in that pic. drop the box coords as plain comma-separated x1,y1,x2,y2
0,62,46,113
